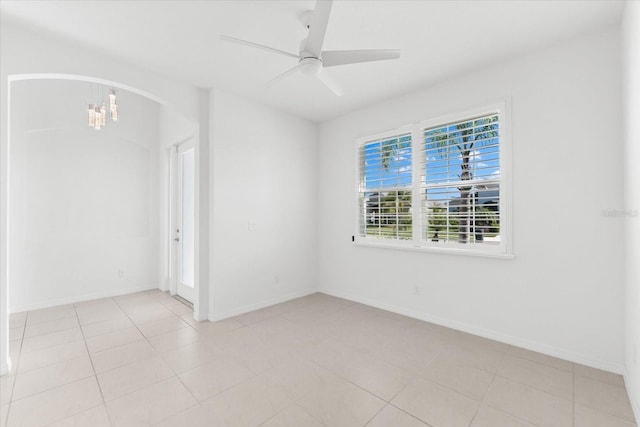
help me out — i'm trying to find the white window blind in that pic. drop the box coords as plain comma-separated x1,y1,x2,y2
358,132,413,240
421,113,501,246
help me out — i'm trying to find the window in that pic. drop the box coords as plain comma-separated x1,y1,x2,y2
356,103,510,256
358,130,413,240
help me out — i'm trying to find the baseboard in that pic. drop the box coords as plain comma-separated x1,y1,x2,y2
320,287,625,375
624,366,640,424
9,285,159,313
208,288,317,322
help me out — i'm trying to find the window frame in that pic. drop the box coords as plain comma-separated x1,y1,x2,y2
354,101,513,258
355,125,416,249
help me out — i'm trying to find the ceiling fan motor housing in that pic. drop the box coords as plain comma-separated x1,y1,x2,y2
299,56,322,76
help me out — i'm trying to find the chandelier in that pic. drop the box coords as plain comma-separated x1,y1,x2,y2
87,88,118,130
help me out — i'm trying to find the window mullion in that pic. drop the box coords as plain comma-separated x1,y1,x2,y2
411,125,421,245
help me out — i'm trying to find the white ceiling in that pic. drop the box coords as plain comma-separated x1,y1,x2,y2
0,0,625,123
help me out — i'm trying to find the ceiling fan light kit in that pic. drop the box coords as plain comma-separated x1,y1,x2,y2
221,0,400,96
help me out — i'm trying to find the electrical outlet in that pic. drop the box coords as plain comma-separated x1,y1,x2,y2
274,275,280,285
414,285,422,296
118,270,124,278
247,221,257,231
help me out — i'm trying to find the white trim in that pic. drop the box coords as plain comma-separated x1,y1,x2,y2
354,240,515,259
7,74,166,106
624,366,640,425
208,288,317,322
9,285,158,314
175,138,196,303
320,287,624,374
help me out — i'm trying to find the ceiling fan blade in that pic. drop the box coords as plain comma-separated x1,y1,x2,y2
317,69,342,96
265,65,302,88
304,0,333,57
220,35,299,60
322,49,401,67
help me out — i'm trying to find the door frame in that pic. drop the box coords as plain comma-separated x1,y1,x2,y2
169,137,196,304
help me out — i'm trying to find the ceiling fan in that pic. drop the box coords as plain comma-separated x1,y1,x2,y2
220,0,400,96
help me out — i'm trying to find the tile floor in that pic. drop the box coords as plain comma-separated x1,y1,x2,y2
0,290,637,427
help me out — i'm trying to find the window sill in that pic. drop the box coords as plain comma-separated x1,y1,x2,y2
353,240,515,259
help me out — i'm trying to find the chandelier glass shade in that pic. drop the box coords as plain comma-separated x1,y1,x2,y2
87,88,118,130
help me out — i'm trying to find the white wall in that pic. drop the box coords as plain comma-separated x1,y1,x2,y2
9,80,160,311
209,89,317,319
622,0,640,419
0,19,201,374
318,28,625,372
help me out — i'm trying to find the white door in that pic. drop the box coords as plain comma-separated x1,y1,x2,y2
174,140,195,303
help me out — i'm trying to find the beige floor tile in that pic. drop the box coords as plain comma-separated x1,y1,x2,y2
6,377,102,427
47,404,111,427
574,363,626,387
391,378,479,427
370,333,444,375
507,346,573,372
574,403,637,427
261,405,323,427
232,304,288,326
97,356,174,401
470,404,536,427
11,293,633,427
106,377,197,426
575,375,635,421
73,296,117,309
80,315,132,338
125,305,175,325
330,302,385,323
403,321,456,344
12,355,94,401
23,316,78,339
419,355,495,401
91,339,157,373
227,339,305,376
248,317,311,348
497,354,573,400
9,313,27,329
137,315,190,338
75,304,125,326
178,356,254,401
8,327,23,343
152,404,210,427
1,404,7,427
192,318,244,338
160,341,219,374
444,338,508,374
8,342,20,376
367,405,429,427
0,376,14,405
212,324,268,350
148,327,201,353
85,326,144,353
26,305,75,325
296,375,385,427
18,340,87,373
178,312,198,325
263,359,341,402
21,328,84,354
168,302,193,316
484,377,573,427
311,340,412,401
198,372,293,427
